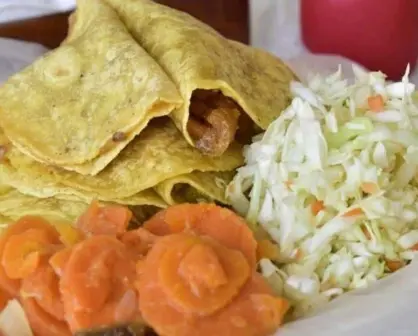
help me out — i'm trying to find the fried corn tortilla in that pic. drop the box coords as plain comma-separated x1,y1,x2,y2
0,119,242,206
0,143,167,209
0,188,88,223
104,0,297,156
56,118,243,200
0,0,182,175
0,127,168,209
154,171,234,205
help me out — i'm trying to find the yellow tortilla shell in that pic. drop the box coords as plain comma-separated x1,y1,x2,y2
0,119,240,205
0,128,168,208
0,189,88,223
57,118,243,199
0,0,182,175
104,0,296,147
154,171,234,205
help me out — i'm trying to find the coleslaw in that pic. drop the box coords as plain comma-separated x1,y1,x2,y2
227,65,418,318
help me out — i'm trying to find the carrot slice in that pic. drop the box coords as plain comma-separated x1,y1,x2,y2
2,229,56,280
139,270,288,336
54,223,84,247
0,289,10,311
60,235,137,332
76,201,132,236
49,248,72,278
368,94,385,112
21,263,65,321
0,216,60,297
144,204,257,269
156,234,250,316
119,228,158,258
21,297,71,336
311,200,325,216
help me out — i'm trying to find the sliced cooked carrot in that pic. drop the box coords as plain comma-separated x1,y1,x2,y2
21,263,65,321
156,234,250,316
54,223,84,247
368,94,385,112
64,288,138,333
2,229,55,280
100,205,132,232
342,208,364,218
76,201,132,236
360,182,379,194
119,228,158,258
0,289,10,311
257,239,280,261
144,204,257,269
21,297,71,336
139,270,288,336
60,235,138,332
49,248,72,278
311,200,325,216
0,216,60,297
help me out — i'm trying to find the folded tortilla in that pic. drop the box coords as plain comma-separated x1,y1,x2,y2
0,0,182,175
104,0,297,156
154,171,234,205
0,118,242,206
0,188,89,223
56,118,243,200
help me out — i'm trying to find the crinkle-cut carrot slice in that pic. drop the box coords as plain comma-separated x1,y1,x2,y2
0,216,60,297
157,234,250,316
144,204,257,269
49,248,72,278
2,228,58,280
139,270,288,336
119,228,158,258
21,263,65,321
60,235,138,332
76,200,132,236
21,297,71,336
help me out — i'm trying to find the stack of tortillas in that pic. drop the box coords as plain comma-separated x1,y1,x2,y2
0,0,296,223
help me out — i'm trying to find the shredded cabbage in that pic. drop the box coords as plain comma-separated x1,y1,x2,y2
227,65,418,319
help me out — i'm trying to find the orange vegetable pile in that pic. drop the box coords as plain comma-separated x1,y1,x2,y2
0,202,289,336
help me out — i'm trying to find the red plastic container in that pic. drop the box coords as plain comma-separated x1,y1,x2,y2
301,0,418,80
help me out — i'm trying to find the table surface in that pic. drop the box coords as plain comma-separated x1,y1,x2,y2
0,0,249,48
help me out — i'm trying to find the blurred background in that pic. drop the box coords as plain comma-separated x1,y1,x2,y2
0,0,417,82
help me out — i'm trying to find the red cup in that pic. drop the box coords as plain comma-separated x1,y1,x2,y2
301,0,418,80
